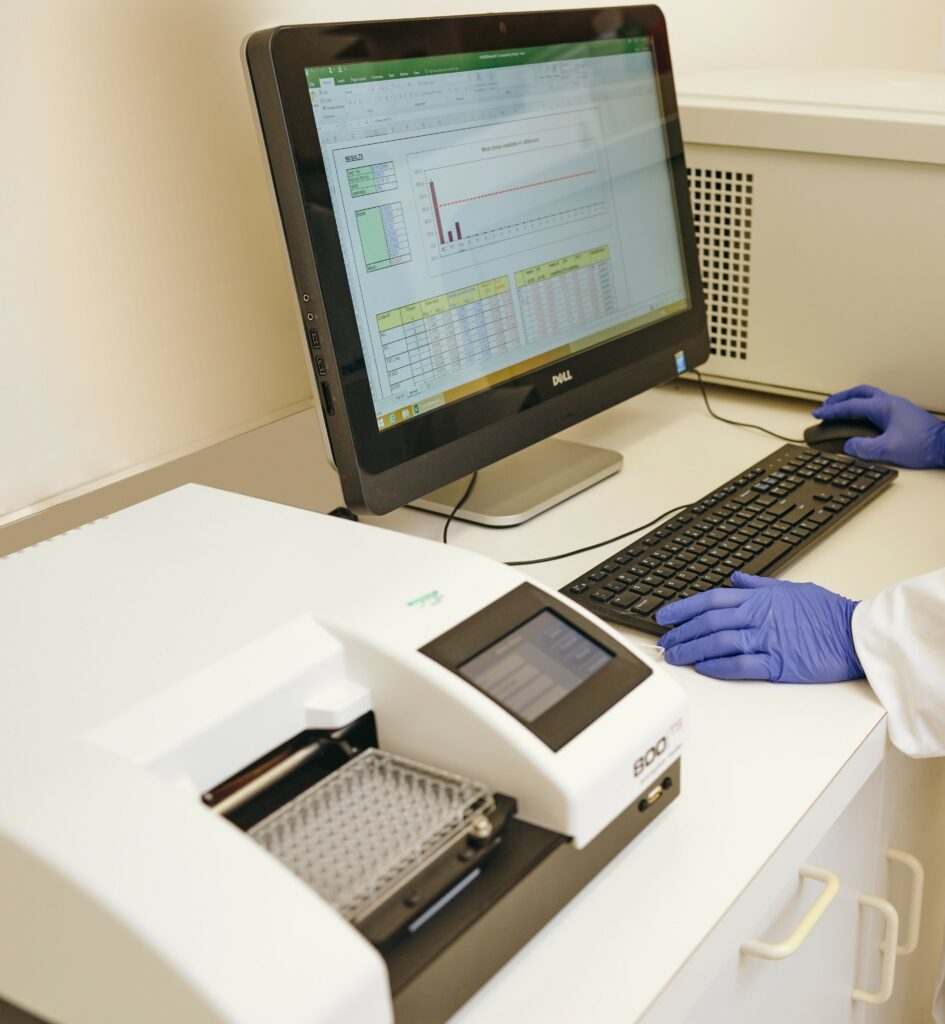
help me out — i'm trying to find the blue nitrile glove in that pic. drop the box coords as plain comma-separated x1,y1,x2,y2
812,384,945,468
655,572,864,683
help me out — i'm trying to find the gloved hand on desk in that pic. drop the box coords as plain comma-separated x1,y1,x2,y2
813,384,945,468
656,573,864,683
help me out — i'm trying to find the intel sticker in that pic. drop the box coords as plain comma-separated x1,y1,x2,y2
674,350,687,374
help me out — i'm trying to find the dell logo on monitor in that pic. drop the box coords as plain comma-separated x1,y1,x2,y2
552,370,573,387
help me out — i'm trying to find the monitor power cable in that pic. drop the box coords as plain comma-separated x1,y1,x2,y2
442,472,478,545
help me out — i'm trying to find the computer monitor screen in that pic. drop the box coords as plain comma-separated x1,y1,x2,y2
247,8,708,515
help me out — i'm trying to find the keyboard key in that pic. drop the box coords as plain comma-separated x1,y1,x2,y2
739,541,793,576
781,504,815,525
604,581,627,593
588,570,608,582
631,596,664,615
569,582,589,594
590,590,614,603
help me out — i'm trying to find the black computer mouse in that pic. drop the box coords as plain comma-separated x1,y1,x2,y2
803,417,883,453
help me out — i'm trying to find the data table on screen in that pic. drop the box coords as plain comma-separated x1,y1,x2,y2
375,277,522,401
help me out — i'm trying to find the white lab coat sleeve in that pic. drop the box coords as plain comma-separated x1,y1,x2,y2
852,567,945,758
853,568,945,1024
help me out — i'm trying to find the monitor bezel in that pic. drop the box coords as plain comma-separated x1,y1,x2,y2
246,7,709,514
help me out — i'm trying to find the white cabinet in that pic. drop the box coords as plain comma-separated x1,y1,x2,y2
869,748,945,1024
661,747,945,1024
679,765,886,1023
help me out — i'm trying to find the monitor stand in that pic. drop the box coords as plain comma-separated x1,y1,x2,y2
409,438,622,527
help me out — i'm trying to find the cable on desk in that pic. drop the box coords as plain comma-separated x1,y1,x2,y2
693,368,804,443
503,502,692,567
443,372,803,561
442,472,478,545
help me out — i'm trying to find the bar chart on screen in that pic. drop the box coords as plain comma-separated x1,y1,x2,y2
409,115,611,274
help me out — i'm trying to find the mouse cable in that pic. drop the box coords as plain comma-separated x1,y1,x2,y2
504,502,692,567
442,471,478,545
692,368,804,443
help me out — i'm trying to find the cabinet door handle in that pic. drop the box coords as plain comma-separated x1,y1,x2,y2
884,848,924,956
740,863,839,960
853,894,899,1004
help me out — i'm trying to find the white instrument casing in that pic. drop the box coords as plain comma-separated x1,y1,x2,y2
0,486,686,1024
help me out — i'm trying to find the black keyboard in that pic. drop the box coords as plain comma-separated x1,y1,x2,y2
561,444,897,635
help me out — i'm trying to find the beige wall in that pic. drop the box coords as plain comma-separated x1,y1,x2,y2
658,0,945,75
3,0,943,529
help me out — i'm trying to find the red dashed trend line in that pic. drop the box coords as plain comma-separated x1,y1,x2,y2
438,169,598,208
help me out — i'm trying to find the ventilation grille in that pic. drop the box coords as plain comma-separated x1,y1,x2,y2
687,168,753,360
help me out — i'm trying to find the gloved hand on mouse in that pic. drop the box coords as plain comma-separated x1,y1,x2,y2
812,384,945,468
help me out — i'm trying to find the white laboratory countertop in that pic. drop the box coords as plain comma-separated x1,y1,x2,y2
367,381,945,1022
